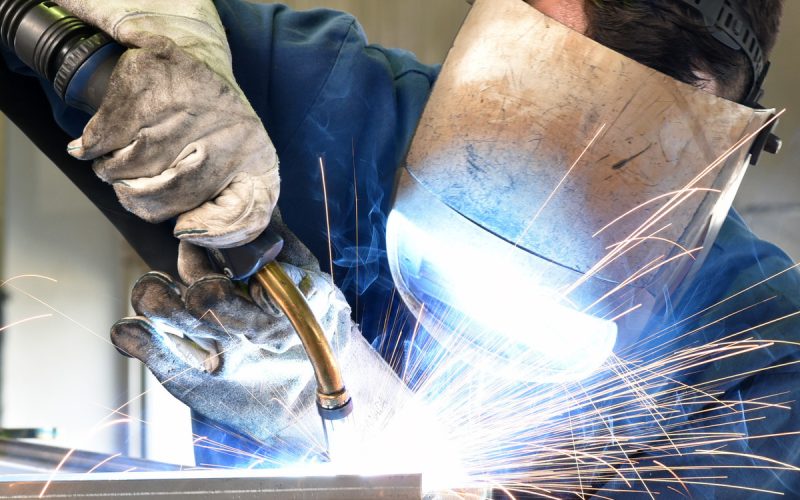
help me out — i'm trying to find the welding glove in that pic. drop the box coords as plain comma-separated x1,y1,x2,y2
56,0,280,257
110,222,411,452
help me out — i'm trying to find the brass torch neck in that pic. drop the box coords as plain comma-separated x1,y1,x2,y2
254,263,353,420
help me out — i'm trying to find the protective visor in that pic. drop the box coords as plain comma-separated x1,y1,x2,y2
386,0,775,382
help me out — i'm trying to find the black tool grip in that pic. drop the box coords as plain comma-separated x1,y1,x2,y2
205,229,284,281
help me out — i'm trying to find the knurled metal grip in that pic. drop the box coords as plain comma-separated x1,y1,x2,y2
53,31,113,97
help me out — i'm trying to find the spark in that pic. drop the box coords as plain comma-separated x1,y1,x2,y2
605,234,696,261
0,274,58,287
638,261,800,352
0,313,52,333
5,283,112,346
352,138,360,321
592,188,721,239
39,418,132,498
84,453,122,474
319,155,335,283
583,247,703,313
402,304,426,383
569,111,785,299
514,123,607,247
609,304,643,323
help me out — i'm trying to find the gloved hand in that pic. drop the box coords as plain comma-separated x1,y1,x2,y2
111,219,412,457
56,0,280,268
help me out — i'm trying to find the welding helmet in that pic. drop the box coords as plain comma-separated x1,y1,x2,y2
385,0,778,382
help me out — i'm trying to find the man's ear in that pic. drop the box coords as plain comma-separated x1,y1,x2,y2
526,0,589,33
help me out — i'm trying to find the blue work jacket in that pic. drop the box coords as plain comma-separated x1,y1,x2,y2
4,1,800,497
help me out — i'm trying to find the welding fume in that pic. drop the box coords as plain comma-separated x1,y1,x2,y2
2,0,798,496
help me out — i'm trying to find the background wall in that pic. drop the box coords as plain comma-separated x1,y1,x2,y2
2,121,130,455
0,0,796,463
0,105,5,426
736,2,800,260
0,120,194,463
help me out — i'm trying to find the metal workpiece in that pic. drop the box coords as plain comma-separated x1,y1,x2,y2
253,263,353,420
0,470,422,499
0,440,483,498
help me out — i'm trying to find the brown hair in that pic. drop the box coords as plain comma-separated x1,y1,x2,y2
583,0,784,103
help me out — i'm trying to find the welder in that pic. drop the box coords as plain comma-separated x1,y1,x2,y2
2,0,799,497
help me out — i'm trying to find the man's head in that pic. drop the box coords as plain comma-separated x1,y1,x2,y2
527,0,784,103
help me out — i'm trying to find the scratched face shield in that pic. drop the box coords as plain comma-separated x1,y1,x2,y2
386,0,775,383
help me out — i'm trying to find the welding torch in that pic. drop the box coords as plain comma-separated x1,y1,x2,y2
0,0,353,437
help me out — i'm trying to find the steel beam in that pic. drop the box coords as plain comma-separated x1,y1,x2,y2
0,470,422,499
